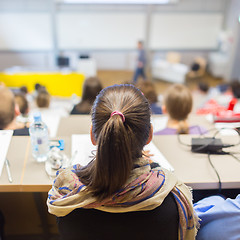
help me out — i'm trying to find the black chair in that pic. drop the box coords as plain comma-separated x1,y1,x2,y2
57,193,179,240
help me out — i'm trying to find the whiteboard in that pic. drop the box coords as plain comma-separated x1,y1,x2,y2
150,13,223,49
0,13,52,51
57,12,146,49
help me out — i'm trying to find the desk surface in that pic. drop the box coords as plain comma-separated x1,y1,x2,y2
1,136,30,191
2,117,240,192
56,115,91,136
153,135,240,190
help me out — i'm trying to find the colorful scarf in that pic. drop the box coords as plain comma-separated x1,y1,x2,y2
47,158,198,240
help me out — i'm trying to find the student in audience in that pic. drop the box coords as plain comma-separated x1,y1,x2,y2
14,93,30,127
30,88,68,137
229,80,240,113
133,40,147,83
194,194,240,240
0,86,29,136
70,77,103,115
32,83,42,99
155,84,207,135
138,81,162,114
47,84,198,240
36,89,51,108
15,94,29,117
19,85,28,95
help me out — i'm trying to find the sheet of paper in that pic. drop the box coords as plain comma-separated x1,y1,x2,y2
71,134,174,171
144,142,174,172
0,130,13,176
71,134,96,166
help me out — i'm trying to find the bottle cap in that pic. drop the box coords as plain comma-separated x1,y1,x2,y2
33,112,42,122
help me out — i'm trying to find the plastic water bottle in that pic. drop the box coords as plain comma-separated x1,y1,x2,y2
29,112,50,162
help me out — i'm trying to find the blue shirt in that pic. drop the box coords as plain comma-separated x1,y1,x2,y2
194,195,240,240
138,49,146,68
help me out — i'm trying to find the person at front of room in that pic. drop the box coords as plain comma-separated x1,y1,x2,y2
155,84,207,135
47,84,198,240
0,86,29,136
133,41,147,83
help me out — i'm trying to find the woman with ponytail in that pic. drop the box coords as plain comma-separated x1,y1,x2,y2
155,84,207,135
47,84,198,240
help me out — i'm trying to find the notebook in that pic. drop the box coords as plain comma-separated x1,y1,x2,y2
71,134,174,172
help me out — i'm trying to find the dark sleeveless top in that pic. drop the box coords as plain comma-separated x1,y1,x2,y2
57,192,179,240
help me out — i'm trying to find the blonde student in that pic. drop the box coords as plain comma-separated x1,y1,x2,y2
155,84,207,135
47,84,198,240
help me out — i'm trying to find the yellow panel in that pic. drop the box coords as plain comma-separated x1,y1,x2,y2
0,72,85,97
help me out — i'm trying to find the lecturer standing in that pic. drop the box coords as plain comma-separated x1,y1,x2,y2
133,41,147,83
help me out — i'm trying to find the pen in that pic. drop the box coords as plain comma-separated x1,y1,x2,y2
5,159,12,183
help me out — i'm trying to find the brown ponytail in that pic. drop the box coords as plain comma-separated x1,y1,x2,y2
177,121,189,134
78,84,151,200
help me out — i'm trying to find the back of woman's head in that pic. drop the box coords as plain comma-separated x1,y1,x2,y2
76,77,103,114
36,89,51,108
15,94,29,115
82,77,103,103
138,81,158,104
80,84,151,199
164,84,192,133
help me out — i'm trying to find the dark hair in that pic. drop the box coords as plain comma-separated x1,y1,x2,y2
36,89,51,108
164,84,192,134
138,81,158,104
34,83,41,91
20,86,28,95
231,80,240,99
78,84,151,200
15,94,29,115
198,82,209,93
75,77,103,114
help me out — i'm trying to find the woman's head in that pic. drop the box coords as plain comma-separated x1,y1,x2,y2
75,77,103,114
164,84,192,121
137,81,158,104
36,89,51,108
80,84,151,199
15,94,29,115
82,77,103,103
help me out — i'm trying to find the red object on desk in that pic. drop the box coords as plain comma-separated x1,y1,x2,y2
197,98,240,123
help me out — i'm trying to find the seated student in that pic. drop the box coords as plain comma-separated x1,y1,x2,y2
229,80,240,113
70,77,103,115
0,86,29,136
14,93,30,128
155,84,207,135
47,84,198,240
194,194,240,240
36,88,51,108
30,88,68,137
32,83,42,99
137,81,162,114
33,88,68,117
15,93,29,117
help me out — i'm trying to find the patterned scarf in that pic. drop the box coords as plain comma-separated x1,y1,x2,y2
47,158,198,240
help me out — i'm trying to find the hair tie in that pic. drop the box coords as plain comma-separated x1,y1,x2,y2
110,111,125,122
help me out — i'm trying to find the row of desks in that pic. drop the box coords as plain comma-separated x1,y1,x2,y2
2,115,240,192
